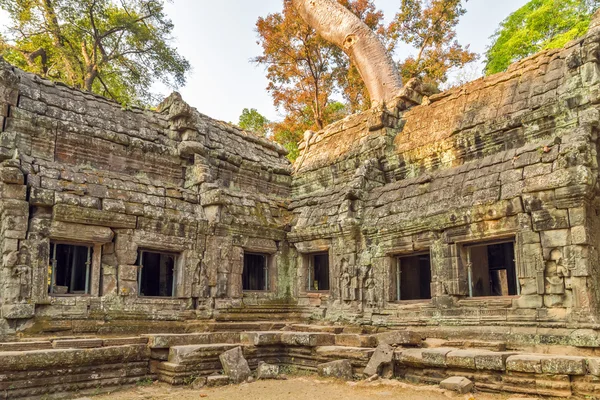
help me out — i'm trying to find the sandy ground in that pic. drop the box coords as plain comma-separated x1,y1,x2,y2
90,377,541,400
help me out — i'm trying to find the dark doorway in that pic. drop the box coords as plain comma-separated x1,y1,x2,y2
49,243,92,295
469,241,517,297
137,250,176,297
396,253,432,301
243,253,268,291
308,253,329,291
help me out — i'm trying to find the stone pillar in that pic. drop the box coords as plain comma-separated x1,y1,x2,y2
0,159,34,320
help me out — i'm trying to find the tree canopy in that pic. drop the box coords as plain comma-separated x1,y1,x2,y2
255,0,476,161
0,0,190,106
485,0,599,75
389,0,477,88
237,108,270,137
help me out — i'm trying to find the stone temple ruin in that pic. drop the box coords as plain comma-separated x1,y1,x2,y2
2,10,600,400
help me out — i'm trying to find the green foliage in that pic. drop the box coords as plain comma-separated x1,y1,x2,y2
0,0,190,106
389,0,478,87
485,0,599,75
238,108,271,136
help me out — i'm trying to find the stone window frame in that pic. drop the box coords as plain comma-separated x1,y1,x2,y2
458,236,521,299
241,250,276,294
302,251,332,294
48,240,103,298
136,248,183,299
387,249,433,304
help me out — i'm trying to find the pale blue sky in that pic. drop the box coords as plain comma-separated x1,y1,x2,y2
0,0,529,123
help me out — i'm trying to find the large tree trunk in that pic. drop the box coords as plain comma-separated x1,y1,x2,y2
292,0,403,107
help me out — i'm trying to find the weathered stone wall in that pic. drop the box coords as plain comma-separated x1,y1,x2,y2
2,14,600,337
290,17,600,326
0,62,293,335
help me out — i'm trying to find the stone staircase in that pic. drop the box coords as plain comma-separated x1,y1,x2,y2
2,325,600,398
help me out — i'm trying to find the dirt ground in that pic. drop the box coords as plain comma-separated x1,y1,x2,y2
91,377,543,400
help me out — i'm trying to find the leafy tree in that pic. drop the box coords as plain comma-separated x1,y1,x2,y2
0,0,190,106
237,108,270,136
254,0,384,160
485,0,599,75
389,0,478,88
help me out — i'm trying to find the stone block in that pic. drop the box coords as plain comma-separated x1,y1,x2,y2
53,204,137,229
541,356,586,375
0,167,24,184
398,349,425,367
532,209,569,231
219,346,251,384
421,347,454,367
506,355,545,374
512,295,543,309
241,331,283,346
363,344,393,376
540,229,571,248
475,352,516,371
50,221,114,243
118,265,138,282
52,339,103,349
439,376,474,394
375,330,422,346
587,358,600,376
206,375,229,387
256,361,280,380
317,359,353,381
446,350,486,369
1,303,35,319
334,334,378,348
281,332,335,347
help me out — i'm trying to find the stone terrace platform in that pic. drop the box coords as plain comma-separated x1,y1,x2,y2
3,324,600,398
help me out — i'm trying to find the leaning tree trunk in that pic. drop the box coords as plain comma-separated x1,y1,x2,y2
292,0,403,107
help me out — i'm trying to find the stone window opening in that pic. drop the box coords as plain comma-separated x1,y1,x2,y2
137,250,177,297
465,240,519,298
392,251,432,301
243,253,270,291
307,252,330,291
49,242,93,296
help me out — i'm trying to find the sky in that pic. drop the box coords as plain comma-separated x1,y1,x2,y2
0,0,530,123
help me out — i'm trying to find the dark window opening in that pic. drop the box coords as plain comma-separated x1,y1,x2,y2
307,253,329,291
468,241,517,297
137,250,176,297
49,242,92,295
395,253,432,301
243,253,269,291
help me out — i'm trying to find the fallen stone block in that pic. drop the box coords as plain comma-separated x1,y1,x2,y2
363,344,393,376
191,376,207,389
206,375,229,387
317,359,354,381
440,376,474,394
256,361,280,380
219,346,251,384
